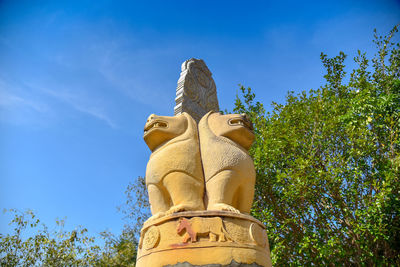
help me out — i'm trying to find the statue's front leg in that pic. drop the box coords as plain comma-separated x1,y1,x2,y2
147,183,170,220
163,171,205,215
206,170,241,213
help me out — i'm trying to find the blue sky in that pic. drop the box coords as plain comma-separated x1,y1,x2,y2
1,0,399,237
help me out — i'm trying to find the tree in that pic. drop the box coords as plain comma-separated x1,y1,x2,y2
97,230,137,266
118,176,150,241
233,26,400,265
0,209,137,266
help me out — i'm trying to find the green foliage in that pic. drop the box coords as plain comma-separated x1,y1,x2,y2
97,230,137,266
234,26,400,265
118,176,151,240
0,209,137,266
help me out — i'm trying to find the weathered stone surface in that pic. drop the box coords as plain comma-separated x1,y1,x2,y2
174,58,219,122
199,112,256,214
165,260,263,266
143,112,205,221
136,211,271,267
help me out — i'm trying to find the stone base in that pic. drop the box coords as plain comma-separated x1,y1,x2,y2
136,211,271,267
165,261,263,267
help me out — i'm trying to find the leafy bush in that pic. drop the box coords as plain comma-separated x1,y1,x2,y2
234,26,400,265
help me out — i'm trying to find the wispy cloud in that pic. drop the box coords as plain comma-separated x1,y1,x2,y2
0,90,47,113
87,38,174,111
40,87,117,129
0,78,117,129
0,80,48,113
73,104,117,129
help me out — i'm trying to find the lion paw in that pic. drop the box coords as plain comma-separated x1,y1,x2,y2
166,203,204,215
166,204,188,215
208,203,240,213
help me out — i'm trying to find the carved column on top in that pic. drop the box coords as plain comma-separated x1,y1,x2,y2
174,58,219,122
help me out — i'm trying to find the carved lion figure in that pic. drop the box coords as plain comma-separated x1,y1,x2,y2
143,112,205,220
198,111,256,214
176,217,231,243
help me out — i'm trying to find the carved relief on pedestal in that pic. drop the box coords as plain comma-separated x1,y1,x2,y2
176,217,231,243
136,211,271,267
142,226,160,250
198,111,256,214
249,223,268,248
224,220,249,243
143,112,205,220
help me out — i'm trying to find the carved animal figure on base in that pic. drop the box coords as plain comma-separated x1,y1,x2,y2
198,111,256,214
176,217,231,243
144,112,205,220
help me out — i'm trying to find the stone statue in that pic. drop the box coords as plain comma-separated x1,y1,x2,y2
174,58,219,122
143,112,205,220
198,111,256,214
137,59,271,267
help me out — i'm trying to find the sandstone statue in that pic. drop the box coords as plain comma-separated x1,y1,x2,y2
198,111,256,214
143,112,205,220
137,59,271,267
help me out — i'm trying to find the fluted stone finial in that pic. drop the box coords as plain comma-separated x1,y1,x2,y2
174,58,219,122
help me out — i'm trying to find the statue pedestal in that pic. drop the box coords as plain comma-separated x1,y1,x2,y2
136,211,272,267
